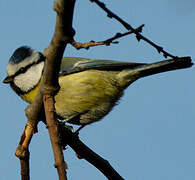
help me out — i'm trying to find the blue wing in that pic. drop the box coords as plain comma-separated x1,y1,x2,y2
59,57,146,76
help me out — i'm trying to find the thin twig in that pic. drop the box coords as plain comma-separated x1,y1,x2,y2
20,155,30,180
89,0,177,59
70,40,105,50
15,123,34,180
103,24,144,45
70,24,145,50
16,141,30,180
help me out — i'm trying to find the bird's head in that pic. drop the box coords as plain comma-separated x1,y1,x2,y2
3,46,45,94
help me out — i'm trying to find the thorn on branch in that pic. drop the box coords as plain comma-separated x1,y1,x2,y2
136,34,142,42
107,13,113,18
112,41,119,44
157,46,163,54
137,24,145,33
163,53,167,58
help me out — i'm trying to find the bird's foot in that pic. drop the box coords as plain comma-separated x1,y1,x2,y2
74,124,86,134
59,122,74,132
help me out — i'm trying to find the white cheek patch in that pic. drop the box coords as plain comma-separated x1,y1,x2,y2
6,50,41,76
14,62,44,92
6,63,17,77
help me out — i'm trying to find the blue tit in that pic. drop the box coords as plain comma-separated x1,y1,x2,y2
3,46,192,128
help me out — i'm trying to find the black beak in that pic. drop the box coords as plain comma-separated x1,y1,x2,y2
2,76,13,84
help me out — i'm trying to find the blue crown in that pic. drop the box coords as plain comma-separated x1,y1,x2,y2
9,46,33,64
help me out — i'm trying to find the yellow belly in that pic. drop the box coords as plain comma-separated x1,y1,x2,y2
21,81,41,103
20,70,122,123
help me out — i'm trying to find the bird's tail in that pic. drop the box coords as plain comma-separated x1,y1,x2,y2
117,56,193,88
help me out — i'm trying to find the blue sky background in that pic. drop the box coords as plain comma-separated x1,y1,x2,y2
1,1,195,180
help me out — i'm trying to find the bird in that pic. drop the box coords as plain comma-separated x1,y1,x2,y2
3,46,193,130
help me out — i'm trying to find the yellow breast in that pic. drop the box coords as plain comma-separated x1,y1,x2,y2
20,70,122,122
20,81,41,103
54,70,121,119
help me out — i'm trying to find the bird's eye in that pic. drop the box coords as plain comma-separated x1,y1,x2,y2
20,67,26,73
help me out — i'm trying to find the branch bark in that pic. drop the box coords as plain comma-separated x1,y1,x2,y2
15,0,76,179
19,152,30,180
43,95,68,180
15,123,34,180
41,0,76,179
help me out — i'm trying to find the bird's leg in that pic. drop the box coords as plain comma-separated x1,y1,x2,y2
60,112,88,134
63,124,74,132
60,113,79,123
74,124,86,134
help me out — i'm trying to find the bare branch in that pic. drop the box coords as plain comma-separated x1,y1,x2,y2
15,0,76,179
40,0,76,179
15,123,34,180
43,95,68,180
70,40,105,50
89,0,177,59
20,154,30,180
59,124,125,180
71,24,145,50
103,24,144,45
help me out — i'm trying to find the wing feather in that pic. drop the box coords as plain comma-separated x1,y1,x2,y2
59,57,146,76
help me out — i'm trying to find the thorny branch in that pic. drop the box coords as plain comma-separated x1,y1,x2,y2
89,0,177,59
71,24,145,50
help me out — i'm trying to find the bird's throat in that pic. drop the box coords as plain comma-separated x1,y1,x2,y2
20,80,42,103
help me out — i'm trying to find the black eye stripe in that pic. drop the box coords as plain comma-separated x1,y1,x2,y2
10,54,45,80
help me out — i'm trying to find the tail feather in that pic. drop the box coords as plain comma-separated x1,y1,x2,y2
117,56,193,88
137,56,193,78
